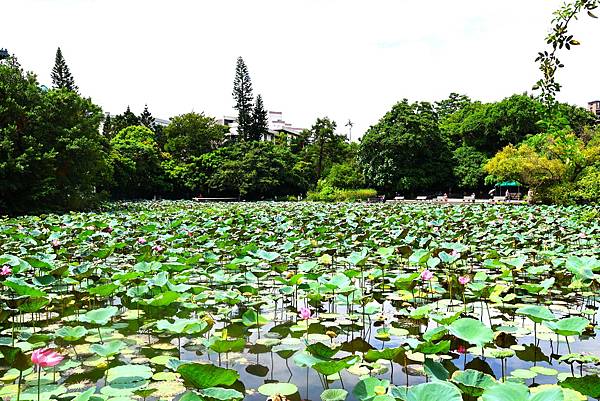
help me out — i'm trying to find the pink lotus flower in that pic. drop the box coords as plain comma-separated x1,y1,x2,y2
457,344,467,354
578,232,586,239
152,245,164,252
31,348,63,368
451,250,459,257
299,307,312,320
0,265,11,276
105,227,113,233
420,269,434,281
458,276,470,285
51,239,60,248
137,237,147,244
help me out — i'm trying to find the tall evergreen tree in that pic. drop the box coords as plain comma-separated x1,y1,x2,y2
232,57,254,141
250,94,269,141
139,104,156,131
102,114,112,137
51,47,78,92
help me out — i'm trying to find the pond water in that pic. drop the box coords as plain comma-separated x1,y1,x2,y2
0,201,599,401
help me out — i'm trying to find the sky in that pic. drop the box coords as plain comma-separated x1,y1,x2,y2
2,0,599,139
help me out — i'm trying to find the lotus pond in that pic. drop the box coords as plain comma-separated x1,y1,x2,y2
1,201,600,401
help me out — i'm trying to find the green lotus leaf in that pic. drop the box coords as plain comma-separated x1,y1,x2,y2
80,306,119,326
353,377,390,401
407,381,462,401
177,363,239,389
106,364,153,384
258,382,298,396
55,326,87,341
306,342,340,359
516,305,556,323
511,369,538,379
241,309,269,327
313,355,359,376
3,278,47,297
560,375,600,398
451,369,497,396
414,340,451,355
89,283,119,297
321,389,349,401
90,340,126,358
423,359,449,381
156,318,208,335
545,317,589,336
0,345,32,371
208,338,246,354
448,318,494,348
364,347,403,362
200,387,244,400
481,382,529,401
179,391,203,401
20,385,68,401
147,291,181,306
71,388,96,401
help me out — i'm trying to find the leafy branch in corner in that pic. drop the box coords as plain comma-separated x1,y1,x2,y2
534,0,599,107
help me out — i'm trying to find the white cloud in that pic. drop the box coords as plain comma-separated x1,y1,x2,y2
2,0,598,138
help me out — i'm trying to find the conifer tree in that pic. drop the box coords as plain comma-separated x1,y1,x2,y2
111,106,141,135
250,94,269,141
139,104,156,131
51,47,78,92
232,57,254,141
102,114,112,137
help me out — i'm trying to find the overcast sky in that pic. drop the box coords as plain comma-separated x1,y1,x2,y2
2,0,599,138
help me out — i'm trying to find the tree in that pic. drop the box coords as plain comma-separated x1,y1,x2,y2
358,100,452,194
139,104,156,131
324,161,365,189
452,145,488,189
232,57,254,141
197,141,308,199
250,94,269,141
1,60,110,213
102,114,112,137
51,47,78,92
484,128,600,204
441,94,543,155
109,106,141,137
109,126,168,199
298,118,352,186
435,93,471,120
312,117,337,181
163,112,227,160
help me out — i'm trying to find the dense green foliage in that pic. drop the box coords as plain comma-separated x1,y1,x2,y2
108,126,169,199
359,100,452,194
163,112,226,161
485,129,600,204
360,93,596,196
2,46,599,214
1,58,109,214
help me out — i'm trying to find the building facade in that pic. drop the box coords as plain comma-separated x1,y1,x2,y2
588,100,600,118
217,111,304,141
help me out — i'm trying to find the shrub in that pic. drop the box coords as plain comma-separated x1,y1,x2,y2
307,183,376,202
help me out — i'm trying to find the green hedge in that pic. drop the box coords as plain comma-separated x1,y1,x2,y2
307,186,377,202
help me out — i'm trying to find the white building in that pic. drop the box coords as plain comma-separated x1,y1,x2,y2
217,111,304,141
588,100,600,118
